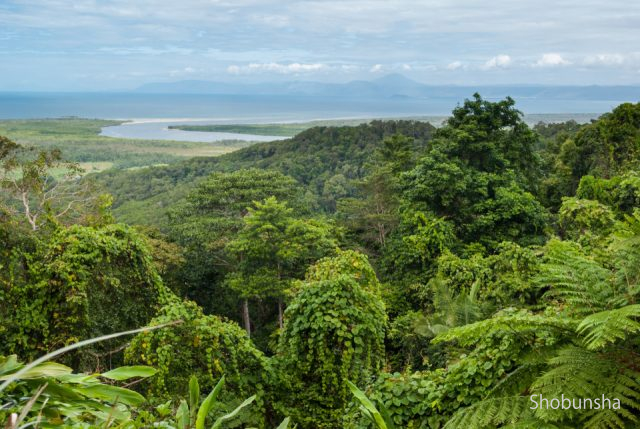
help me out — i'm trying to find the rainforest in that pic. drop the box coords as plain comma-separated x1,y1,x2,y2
2,94,640,429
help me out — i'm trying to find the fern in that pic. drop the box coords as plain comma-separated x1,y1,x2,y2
443,396,532,429
536,240,612,315
531,346,640,427
433,311,575,346
577,304,640,350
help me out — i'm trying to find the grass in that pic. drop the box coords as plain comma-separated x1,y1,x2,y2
0,118,252,173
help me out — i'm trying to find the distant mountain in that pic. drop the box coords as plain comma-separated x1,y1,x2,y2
135,75,640,101
135,75,425,98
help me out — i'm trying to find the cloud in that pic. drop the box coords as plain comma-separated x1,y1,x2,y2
535,53,571,67
482,54,512,70
169,66,197,76
402,63,412,71
583,53,625,66
3,0,640,88
227,62,327,74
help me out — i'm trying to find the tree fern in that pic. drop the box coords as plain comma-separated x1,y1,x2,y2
536,240,612,315
433,311,575,346
443,396,533,429
577,304,640,350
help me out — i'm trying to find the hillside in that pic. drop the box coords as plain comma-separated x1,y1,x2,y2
94,120,437,226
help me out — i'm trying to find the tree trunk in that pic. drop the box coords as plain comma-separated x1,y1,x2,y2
278,298,284,330
242,299,251,337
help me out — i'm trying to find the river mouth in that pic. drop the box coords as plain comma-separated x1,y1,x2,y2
100,119,288,142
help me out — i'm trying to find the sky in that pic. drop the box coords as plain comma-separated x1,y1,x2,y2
0,0,639,91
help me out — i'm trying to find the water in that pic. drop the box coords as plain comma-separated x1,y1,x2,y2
100,120,287,142
0,92,630,142
0,92,626,121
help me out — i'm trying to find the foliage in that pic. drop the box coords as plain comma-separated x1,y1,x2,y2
225,196,339,334
0,354,157,428
274,251,387,428
125,299,268,417
0,223,169,366
402,94,548,248
0,137,108,231
94,120,435,226
167,169,303,324
4,97,640,429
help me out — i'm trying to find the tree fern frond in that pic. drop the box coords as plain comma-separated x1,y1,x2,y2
577,305,640,350
443,396,532,429
536,240,612,315
580,408,631,429
432,312,575,346
531,345,640,426
489,361,546,397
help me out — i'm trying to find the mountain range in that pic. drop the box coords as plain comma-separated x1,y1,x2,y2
136,74,640,101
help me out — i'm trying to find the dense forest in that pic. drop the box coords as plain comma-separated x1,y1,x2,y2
2,94,640,428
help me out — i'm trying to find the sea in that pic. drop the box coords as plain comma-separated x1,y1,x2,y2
0,92,632,142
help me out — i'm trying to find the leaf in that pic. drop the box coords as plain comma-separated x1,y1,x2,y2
195,376,225,429
0,355,22,376
577,304,640,350
75,384,146,406
0,362,72,380
211,395,256,429
175,400,190,429
189,374,200,425
276,417,291,429
101,366,158,381
346,380,388,429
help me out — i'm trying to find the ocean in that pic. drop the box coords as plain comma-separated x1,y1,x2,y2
0,92,628,121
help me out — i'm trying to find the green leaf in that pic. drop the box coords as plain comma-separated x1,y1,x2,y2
211,395,256,429
75,384,146,406
176,399,190,429
0,355,22,376
189,375,200,425
0,362,72,380
275,417,291,429
101,366,158,381
346,380,388,429
195,375,225,429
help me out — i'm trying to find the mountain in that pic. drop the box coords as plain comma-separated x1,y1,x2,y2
135,74,429,98
135,75,640,101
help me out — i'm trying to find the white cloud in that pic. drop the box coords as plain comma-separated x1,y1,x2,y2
369,64,383,73
169,66,197,76
482,54,511,70
402,63,412,71
446,60,463,70
227,62,327,74
535,53,571,67
583,53,625,66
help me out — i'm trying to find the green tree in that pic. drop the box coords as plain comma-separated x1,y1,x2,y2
125,299,268,427
274,250,386,428
402,94,548,248
225,196,338,334
168,169,302,321
0,223,169,368
0,136,107,231
338,135,417,252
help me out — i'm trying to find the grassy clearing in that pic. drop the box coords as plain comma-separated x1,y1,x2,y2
0,118,251,173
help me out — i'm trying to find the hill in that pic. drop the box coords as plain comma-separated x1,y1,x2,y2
93,120,437,226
